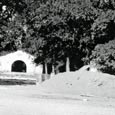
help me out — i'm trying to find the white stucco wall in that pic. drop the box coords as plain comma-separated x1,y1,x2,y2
0,50,43,74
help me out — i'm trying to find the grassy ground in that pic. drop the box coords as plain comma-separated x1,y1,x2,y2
0,84,115,115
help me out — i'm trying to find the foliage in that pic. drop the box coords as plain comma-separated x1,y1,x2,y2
22,0,115,72
22,0,94,66
0,0,27,55
1,0,115,73
90,0,115,10
91,10,115,44
91,40,115,74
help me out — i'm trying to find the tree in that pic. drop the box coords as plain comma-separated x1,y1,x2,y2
22,0,97,73
90,0,115,10
0,0,27,55
91,10,115,44
91,40,115,75
1,0,114,75
22,0,75,73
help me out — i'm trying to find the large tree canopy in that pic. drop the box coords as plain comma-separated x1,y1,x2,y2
1,0,115,74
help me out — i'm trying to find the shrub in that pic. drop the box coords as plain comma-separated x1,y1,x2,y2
91,40,115,75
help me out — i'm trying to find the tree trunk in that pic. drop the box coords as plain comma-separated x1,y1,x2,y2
45,63,48,74
42,62,48,74
51,64,55,77
52,64,55,74
66,57,70,72
42,62,47,81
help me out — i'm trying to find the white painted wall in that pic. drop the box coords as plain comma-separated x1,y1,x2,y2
0,50,43,74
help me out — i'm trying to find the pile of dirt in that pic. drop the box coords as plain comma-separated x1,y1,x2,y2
41,70,115,98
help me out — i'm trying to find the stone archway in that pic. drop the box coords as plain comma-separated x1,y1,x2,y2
11,60,27,72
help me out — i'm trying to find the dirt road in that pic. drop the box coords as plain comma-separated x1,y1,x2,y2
0,85,114,115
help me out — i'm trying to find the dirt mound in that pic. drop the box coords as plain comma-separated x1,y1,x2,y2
41,71,115,98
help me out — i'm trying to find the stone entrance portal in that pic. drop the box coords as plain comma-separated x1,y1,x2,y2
11,60,27,72
0,50,43,74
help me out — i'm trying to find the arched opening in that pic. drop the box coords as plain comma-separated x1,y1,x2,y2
11,60,27,72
